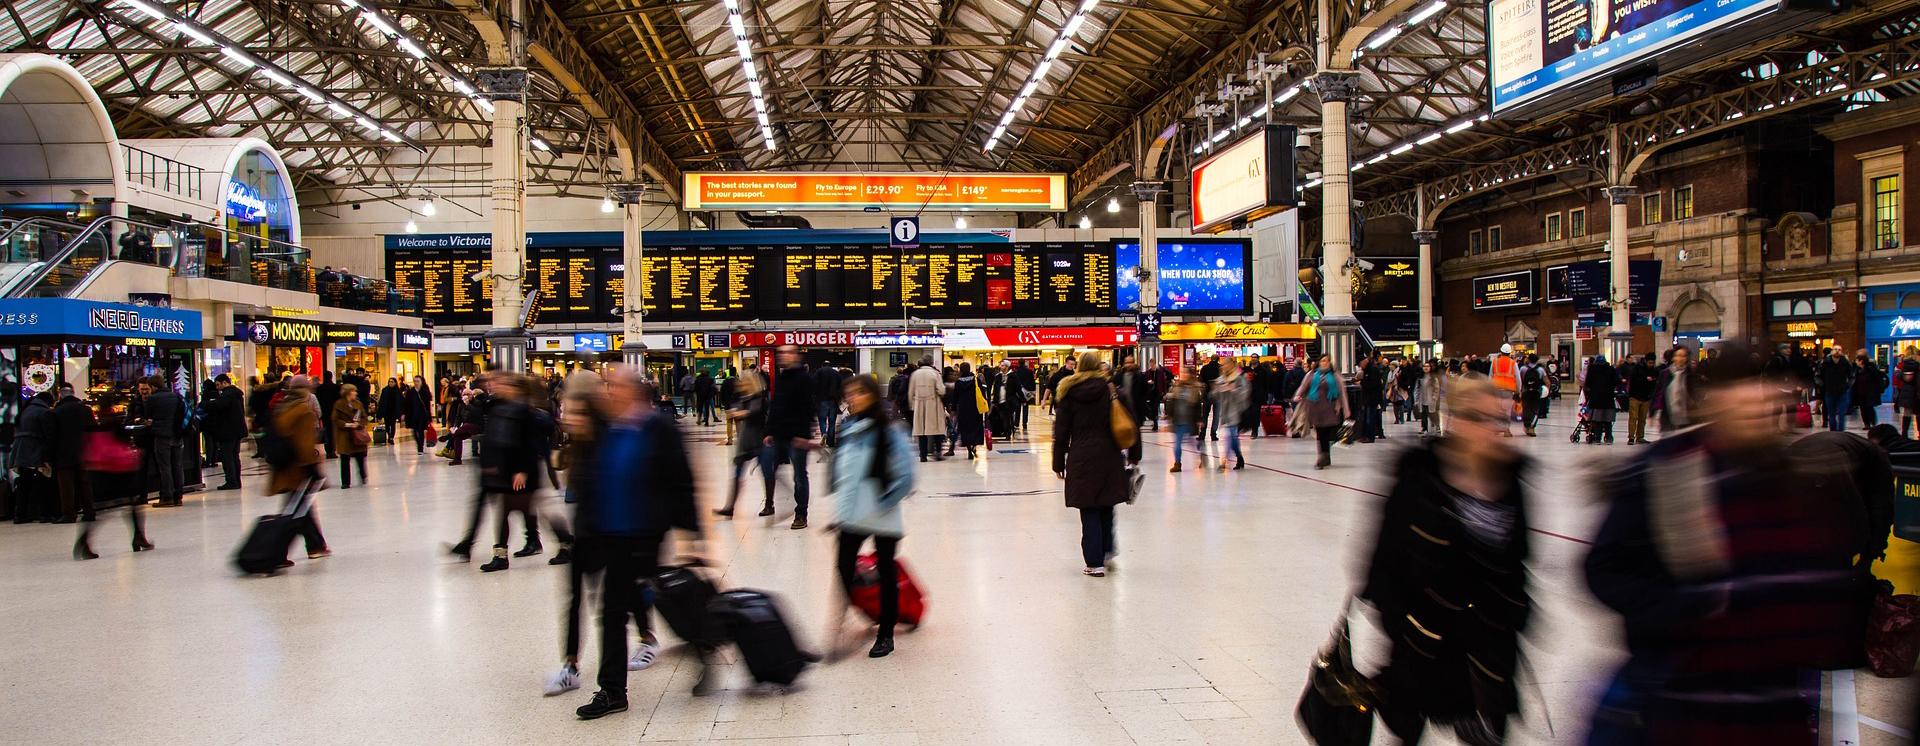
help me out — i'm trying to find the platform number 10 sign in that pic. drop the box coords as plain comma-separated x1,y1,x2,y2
889,216,920,249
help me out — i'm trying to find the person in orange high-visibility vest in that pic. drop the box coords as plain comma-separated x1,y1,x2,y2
1490,345,1520,436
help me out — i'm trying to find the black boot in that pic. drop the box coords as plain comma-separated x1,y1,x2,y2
73,538,98,561
548,546,572,565
869,633,895,658
513,543,543,558
480,550,509,572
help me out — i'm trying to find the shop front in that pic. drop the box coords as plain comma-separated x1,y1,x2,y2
1157,321,1316,374
1764,291,1836,356
1864,283,1920,399
941,326,1138,380
852,332,945,381
395,329,431,383
0,299,205,424
326,325,392,379
729,330,859,375
239,316,324,380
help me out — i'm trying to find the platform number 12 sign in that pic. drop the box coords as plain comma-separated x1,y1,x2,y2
889,216,920,249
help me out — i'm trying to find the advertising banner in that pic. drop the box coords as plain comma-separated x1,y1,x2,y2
941,327,1137,348
1190,125,1297,233
0,299,203,342
682,172,1066,211
1565,259,1662,312
1354,256,1419,312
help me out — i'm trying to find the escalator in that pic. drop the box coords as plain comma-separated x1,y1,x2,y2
1,215,175,299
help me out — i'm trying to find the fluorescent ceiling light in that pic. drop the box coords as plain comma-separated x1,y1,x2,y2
1366,27,1401,50
361,11,396,36
219,46,256,68
297,86,324,102
472,97,495,114
1062,14,1086,37
984,137,1000,151
398,38,426,59
1250,105,1269,118
1390,142,1413,155
728,14,746,37
1046,38,1070,60
756,112,769,125
454,80,475,96
1366,153,1388,165
1407,0,1447,25
118,0,169,21
173,22,215,46
327,102,351,117
530,137,550,151
747,80,762,96
259,67,291,86
723,0,738,8
1079,0,1101,11
1416,132,1442,144
1034,59,1055,78
1277,84,1301,103
1445,119,1474,134
1210,130,1229,142
1021,80,1039,98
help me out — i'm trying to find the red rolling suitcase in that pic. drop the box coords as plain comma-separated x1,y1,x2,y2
851,554,926,627
1260,405,1289,436
1795,402,1814,429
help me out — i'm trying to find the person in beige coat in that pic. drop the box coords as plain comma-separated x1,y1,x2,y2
331,384,370,488
907,356,948,461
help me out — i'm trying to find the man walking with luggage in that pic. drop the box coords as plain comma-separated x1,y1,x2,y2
569,369,703,720
766,345,818,529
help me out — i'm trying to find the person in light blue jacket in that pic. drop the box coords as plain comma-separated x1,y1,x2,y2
829,373,916,659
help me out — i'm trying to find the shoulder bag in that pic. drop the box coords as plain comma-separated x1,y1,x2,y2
1295,598,1377,745
1109,394,1138,450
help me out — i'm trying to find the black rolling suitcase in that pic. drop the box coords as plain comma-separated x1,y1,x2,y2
650,566,723,647
233,482,315,574
708,589,812,686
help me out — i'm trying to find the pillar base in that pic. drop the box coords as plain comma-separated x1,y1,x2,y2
485,329,529,373
1318,316,1363,373
1605,331,1634,365
622,341,649,370
1138,339,1161,370
1417,339,1437,361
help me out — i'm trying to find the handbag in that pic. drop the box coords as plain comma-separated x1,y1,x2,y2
973,384,989,414
1109,396,1138,449
1296,600,1377,745
82,431,141,473
350,423,372,447
1124,463,1144,504
424,423,438,444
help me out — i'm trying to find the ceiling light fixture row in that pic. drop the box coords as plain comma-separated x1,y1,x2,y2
982,0,1103,152
334,0,497,118
1354,0,1450,59
1191,82,1303,156
114,0,423,150
721,0,777,151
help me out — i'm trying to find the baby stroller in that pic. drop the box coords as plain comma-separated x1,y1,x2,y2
1568,397,1595,443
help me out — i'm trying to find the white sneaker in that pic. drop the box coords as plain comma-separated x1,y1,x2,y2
628,640,660,671
543,665,580,696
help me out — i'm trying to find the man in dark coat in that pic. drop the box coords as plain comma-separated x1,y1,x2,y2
50,384,94,521
203,374,247,489
1357,356,1387,442
808,364,841,446
1624,352,1659,444
139,377,186,507
1009,360,1037,431
1815,347,1857,432
1199,355,1222,440
13,390,55,522
315,371,342,458
765,345,817,529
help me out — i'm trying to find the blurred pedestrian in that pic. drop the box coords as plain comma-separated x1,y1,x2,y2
1357,355,1387,442
51,383,95,520
828,374,914,658
568,369,703,720
908,356,948,462
1624,352,1658,444
1897,347,1920,436
316,371,341,458
1361,375,1533,743
811,363,843,446
715,368,770,518
267,375,329,567
1200,354,1221,440
1583,355,1620,444
1413,359,1445,436
331,384,370,488
14,389,53,524
1212,358,1249,471
477,375,563,571
695,369,718,426
445,381,490,466
1165,369,1207,472
1586,345,1860,744
948,362,984,460
1294,355,1351,470
1651,345,1699,435
1816,346,1856,432
766,345,818,529
1854,349,1886,430
1052,351,1141,577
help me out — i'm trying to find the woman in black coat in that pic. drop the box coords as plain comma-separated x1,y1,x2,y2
402,376,434,453
376,378,403,442
948,363,986,459
1583,356,1621,444
1360,376,1532,743
1052,352,1142,577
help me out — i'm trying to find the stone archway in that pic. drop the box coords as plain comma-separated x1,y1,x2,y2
0,54,123,206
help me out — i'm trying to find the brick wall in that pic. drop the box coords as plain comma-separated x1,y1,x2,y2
1834,289,1864,354
1830,123,1920,252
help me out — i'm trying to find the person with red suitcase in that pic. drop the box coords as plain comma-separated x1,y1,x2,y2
827,374,917,658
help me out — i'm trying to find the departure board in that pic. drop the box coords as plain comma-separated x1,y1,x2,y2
388,241,1113,325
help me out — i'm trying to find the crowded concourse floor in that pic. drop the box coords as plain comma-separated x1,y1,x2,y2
0,405,1912,745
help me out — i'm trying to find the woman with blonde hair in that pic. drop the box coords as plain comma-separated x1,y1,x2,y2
1052,351,1141,577
715,368,771,518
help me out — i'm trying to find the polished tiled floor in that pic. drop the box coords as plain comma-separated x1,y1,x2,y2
1,407,1913,745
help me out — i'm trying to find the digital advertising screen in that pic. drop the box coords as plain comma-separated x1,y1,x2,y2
1472,270,1537,310
1113,238,1252,316
1565,259,1662,312
1488,0,1781,115
1353,256,1419,313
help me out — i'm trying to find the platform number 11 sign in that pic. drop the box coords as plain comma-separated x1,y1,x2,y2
889,216,920,249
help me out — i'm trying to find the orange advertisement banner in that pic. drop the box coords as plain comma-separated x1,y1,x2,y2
683,172,1067,211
